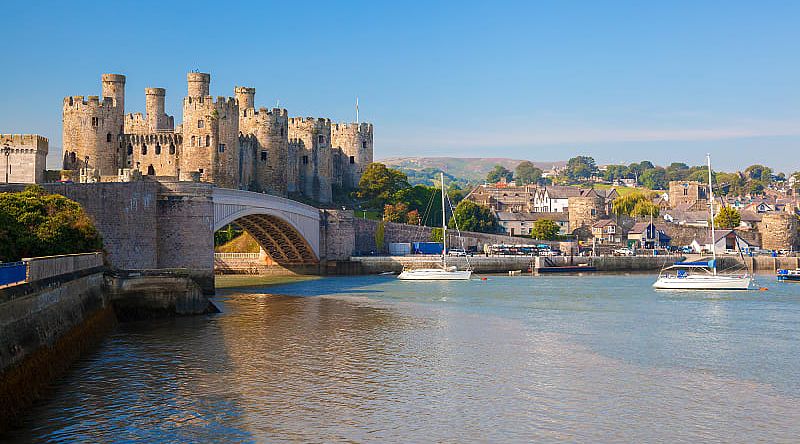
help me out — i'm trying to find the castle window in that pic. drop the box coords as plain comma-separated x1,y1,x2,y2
155,144,162,155
91,117,99,127
318,135,325,144
349,156,355,164
199,168,204,174
141,143,147,155
198,120,204,128
169,143,175,154
362,140,367,149
147,165,155,175
107,133,112,142
261,151,267,162
302,155,309,165
191,136,196,146
279,127,284,136
205,135,211,147
218,144,225,153
127,144,133,155
684,188,688,196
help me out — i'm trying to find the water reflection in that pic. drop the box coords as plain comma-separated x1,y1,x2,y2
7,275,800,442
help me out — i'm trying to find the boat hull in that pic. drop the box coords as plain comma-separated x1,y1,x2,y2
397,269,473,280
653,275,751,290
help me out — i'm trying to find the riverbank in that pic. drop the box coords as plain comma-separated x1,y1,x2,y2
215,274,319,289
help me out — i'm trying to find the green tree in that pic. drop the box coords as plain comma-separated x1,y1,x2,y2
430,227,443,242
611,191,657,217
514,161,543,185
744,164,773,183
566,156,597,180
714,206,741,229
666,162,690,181
486,165,513,183
356,163,409,210
0,185,103,262
530,219,561,240
448,200,498,233
631,200,660,218
639,168,668,190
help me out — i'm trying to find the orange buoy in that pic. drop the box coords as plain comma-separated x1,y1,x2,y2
481,277,488,281
759,287,769,291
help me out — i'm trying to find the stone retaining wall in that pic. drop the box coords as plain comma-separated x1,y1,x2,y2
23,252,103,282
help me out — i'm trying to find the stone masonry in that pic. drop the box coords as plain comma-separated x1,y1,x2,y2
0,134,48,184
62,73,374,203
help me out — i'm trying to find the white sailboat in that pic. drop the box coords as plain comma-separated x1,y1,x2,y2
653,154,752,290
398,173,473,280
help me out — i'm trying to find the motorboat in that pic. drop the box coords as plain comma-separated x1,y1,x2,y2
777,268,800,282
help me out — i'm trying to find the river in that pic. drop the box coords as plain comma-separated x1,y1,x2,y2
8,274,800,442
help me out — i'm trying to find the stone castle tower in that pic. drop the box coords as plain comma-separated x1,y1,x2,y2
62,74,126,175
759,213,799,251
568,190,606,237
62,72,374,203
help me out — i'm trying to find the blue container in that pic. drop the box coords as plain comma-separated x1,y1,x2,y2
0,262,27,286
412,242,443,255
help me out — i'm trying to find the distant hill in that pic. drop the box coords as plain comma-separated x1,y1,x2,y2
380,157,566,184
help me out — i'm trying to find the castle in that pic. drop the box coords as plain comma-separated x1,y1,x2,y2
62,73,374,202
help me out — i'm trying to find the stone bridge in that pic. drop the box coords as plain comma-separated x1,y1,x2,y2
0,181,334,293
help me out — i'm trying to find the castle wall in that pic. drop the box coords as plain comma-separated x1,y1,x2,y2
759,213,799,251
0,134,48,184
62,94,124,175
63,72,373,203
124,133,181,177
568,195,606,236
289,117,332,203
331,122,373,188
241,107,289,195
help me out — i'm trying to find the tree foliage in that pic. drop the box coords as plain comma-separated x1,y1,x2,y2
639,168,668,190
514,161,543,185
486,165,513,183
0,185,103,262
611,191,657,217
448,200,498,233
565,156,597,180
356,163,409,210
530,219,561,240
383,202,409,223
714,206,741,229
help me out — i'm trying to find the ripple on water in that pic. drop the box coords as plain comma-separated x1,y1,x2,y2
6,275,800,443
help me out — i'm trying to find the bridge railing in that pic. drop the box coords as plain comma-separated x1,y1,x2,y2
214,253,260,259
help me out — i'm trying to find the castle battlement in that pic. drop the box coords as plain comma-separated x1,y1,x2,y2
63,95,117,109
62,71,373,203
0,134,49,146
289,116,331,125
331,122,373,132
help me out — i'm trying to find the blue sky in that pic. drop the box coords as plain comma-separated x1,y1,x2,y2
1,1,798,172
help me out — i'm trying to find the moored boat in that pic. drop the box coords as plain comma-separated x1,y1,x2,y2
777,269,800,282
398,172,473,281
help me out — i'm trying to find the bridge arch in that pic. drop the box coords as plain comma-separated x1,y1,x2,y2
212,188,320,264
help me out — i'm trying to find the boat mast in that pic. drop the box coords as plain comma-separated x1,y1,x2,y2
441,172,447,268
707,154,717,274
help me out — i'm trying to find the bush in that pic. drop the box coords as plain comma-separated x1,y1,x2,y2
0,185,102,262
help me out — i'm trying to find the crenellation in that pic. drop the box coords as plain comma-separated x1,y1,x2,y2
62,71,374,202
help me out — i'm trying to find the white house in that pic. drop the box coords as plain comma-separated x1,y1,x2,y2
689,230,755,254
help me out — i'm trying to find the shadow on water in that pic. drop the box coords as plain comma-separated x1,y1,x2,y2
223,274,393,298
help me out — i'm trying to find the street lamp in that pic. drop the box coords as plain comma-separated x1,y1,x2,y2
2,141,11,184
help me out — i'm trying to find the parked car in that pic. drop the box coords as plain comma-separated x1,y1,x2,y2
613,248,635,256
448,248,470,257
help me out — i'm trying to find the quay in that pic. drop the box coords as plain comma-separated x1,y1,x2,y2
0,252,216,431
